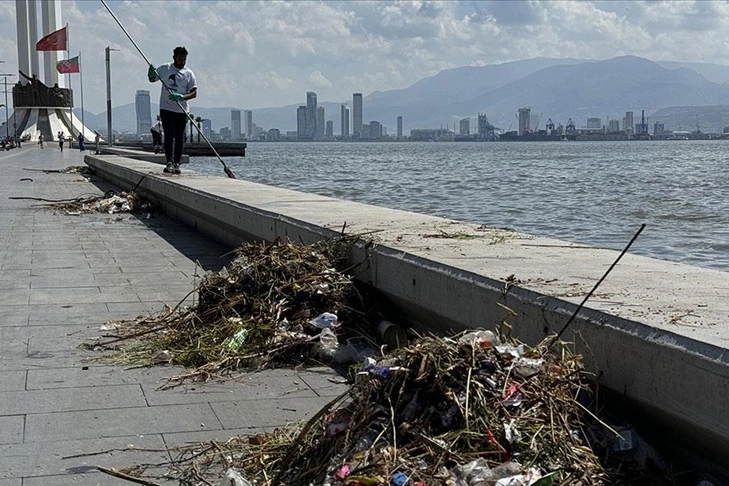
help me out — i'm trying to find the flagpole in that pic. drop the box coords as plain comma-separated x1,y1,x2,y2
66,23,73,139
79,51,85,138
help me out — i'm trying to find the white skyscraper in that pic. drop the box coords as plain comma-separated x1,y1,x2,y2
231,109,242,140
135,90,152,137
244,110,253,139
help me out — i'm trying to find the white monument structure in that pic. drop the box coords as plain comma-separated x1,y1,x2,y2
12,0,95,141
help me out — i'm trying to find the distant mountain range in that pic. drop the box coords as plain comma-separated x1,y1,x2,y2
79,56,729,135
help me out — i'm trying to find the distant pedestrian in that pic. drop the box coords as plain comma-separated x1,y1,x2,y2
78,133,85,152
150,123,162,153
38,133,44,149
58,131,65,151
94,131,101,154
148,46,197,174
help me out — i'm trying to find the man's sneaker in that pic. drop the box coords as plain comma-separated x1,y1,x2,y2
163,163,175,173
173,163,181,174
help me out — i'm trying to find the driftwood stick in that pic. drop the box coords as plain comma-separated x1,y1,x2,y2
95,466,163,486
549,223,646,347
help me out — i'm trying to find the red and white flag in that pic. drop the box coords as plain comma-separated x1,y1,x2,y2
56,56,79,74
36,26,67,51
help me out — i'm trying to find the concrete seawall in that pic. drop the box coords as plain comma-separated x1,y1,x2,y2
85,154,729,468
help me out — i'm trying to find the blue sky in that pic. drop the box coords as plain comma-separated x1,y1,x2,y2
1,1,728,114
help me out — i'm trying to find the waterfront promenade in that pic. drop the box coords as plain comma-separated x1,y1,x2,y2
0,145,347,484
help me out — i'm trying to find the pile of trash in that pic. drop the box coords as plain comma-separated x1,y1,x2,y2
46,189,153,215
86,236,379,383
87,239,679,485
116,331,642,486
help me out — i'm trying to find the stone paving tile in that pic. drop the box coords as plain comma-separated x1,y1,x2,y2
28,287,102,306
0,384,146,415
0,371,26,392
0,307,29,327
27,303,112,326
0,479,21,486
0,416,25,445
210,395,336,429
26,365,180,390
0,289,30,305
142,369,318,407
24,403,222,442
0,434,168,480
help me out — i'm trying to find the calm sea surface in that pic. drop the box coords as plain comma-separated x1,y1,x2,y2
193,140,729,272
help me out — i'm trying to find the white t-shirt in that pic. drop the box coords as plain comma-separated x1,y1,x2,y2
156,62,197,114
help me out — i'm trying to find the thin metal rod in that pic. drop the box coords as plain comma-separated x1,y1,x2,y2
99,0,236,179
549,223,646,347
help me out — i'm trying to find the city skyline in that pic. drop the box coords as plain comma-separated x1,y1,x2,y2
3,1,729,115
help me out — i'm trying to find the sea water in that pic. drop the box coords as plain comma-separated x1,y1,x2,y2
192,140,729,272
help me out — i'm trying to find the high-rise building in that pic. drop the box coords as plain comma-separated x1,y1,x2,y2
244,110,253,139
369,121,382,139
517,107,530,136
231,109,242,140
326,120,333,138
316,106,325,139
340,104,349,138
297,106,308,139
352,93,363,139
202,119,212,138
306,91,317,138
608,119,620,132
397,116,403,138
654,122,665,135
587,117,601,129
459,118,469,136
135,90,152,137
623,111,634,133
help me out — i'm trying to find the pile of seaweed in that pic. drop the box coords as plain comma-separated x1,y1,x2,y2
44,189,154,214
108,331,654,486
85,237,379,383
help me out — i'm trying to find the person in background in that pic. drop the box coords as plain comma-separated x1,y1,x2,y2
78,133,85,152
147,46,197,174
58,131,65,152
38,133,44,149
150,122,163,154
94,131,101,154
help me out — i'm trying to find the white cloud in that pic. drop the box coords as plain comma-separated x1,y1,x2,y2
1,0,729,115
308,71,332,89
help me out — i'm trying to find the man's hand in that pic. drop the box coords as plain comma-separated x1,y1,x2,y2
147,64,157,80
168,91,185,102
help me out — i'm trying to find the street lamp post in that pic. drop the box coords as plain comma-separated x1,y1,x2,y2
0,74,16,140
105,47,120,147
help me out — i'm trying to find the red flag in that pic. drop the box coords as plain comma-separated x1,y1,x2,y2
56,56,79,74
36,26,67,51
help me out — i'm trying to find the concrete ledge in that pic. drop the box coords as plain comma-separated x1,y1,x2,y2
85,154,729,465
98,146,190,164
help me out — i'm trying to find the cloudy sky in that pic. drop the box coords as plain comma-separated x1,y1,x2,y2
1,0,729,115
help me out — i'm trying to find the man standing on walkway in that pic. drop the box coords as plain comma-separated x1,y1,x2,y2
147,46,197,174
58,131,65,151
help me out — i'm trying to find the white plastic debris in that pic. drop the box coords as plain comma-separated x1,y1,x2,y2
308,312,338,329
458,330,500,349
218,468,252,486
152,350,172,364
495,343,524,359
513,357,544,378
504,419,522,444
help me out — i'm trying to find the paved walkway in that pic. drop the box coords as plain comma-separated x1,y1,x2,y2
0,145,346,485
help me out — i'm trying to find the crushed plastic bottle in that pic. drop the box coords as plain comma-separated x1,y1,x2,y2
224,329,249,351
309,312,338,329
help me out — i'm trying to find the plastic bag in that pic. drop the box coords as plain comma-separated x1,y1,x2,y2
218,468,252,486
